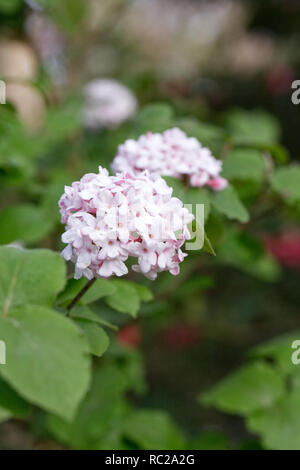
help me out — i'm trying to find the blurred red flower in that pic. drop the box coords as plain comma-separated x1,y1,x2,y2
117,324,141,348
265,232,300,268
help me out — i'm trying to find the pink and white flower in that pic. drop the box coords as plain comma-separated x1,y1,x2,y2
111,127,227,190
83,79,137,130
59,167,194,280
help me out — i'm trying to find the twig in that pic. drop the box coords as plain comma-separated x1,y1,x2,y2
182,174,190,187
66,278,96,313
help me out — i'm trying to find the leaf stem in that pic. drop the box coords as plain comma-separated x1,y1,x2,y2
66,278,96,313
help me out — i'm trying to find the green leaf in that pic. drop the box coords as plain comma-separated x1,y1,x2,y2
105,280,140,318
190,431,229,450
69,305,105,324
70,305,118,331
41,178,69,224
184,187,211,222
48,398,130,450
124,410,186,450
45,96,82,141
47,363,130,449
163,176,184,196
134,103,174,134
0,247,66,314
201,362,285,415
0,305,90,420
222,149,265,181
270,165,300,203
0,106,43,167
0,376,29,418
175,275,214,297
176,118,225,148
120,350,147,396
74,319,109,357
217,228,280,282
211,186,249,223
0,204,54,245
247,391,300,450
188,220,216,255
80,279,116,304
163,177,211,221
251,330,300,374
262,143,289,164
248,254,281,282
203,232,216,256
226,109,281,146
56,277,86,306
127,283,153,302
163,176,214,253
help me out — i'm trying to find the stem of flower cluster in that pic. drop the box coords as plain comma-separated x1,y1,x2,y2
66,278,96,313
182,174,190,187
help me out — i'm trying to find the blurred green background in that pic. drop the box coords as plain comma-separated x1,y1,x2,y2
0,0,300,450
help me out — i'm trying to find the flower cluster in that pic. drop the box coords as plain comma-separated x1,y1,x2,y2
111,127,227,190
83,79,137,130
59,167,193,280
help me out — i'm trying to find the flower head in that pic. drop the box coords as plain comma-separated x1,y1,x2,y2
83,79,137,130
111,127,227,190
59,167,193,280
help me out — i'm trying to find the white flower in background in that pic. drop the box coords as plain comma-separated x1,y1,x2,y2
112,128,227,190
83,79,137,130
59,167,193,280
